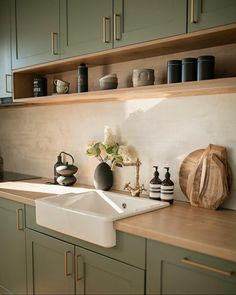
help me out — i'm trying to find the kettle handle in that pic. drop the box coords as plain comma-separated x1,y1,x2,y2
59,151,74,164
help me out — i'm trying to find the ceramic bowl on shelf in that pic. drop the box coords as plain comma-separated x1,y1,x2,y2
99,74,118,90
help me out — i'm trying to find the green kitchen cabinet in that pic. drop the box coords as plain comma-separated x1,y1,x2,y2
188,0,236,32
146,239,236,295
75,246,145,295
11,0,60,69
26,229,74,295
0,198,27,295
113,0,187,48
0,0,12,98
60,0,113,58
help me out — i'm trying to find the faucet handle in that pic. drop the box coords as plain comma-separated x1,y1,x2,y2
123,182,131,190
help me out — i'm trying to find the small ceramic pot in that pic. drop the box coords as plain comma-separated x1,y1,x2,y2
54,79,70,94
132,68,155,87
94,162,113,190
99,74,118,90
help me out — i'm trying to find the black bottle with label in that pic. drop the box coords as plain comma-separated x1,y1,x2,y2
160,167,174,204
149,166,162,200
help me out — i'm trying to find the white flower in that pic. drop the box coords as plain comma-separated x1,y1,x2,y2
103,126,116,146
118,145,133,163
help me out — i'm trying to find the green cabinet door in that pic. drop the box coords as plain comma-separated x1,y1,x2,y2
113,0,187,48
146,240,236,295
0,198,27,295
60,0,113,58
0,0,12,98
26,229,74,295
75,246,145,295
188,0,236,32
11,0,60,69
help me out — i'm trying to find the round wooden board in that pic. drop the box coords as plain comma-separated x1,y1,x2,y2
179,149,204,199
179,148,232,200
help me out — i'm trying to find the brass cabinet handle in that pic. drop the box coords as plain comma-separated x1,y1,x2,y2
51,32,59,55
181,258,234,277
103,16,110,43
64,251,73,277
191,0,199,23
5,74,12,93
16,208,24,231
114,13,121,40
76,254,84,281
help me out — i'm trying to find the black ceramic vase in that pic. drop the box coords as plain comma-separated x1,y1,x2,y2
93,162,113,191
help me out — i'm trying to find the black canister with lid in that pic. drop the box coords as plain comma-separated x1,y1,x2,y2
167,60,181,83
33,77,47,97
197,55,215,80
181,58,197,82
78,63,88,92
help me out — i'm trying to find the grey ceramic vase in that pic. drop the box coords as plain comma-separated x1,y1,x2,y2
94,162,113,191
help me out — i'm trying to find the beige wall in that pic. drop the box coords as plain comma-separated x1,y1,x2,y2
0,93,235,209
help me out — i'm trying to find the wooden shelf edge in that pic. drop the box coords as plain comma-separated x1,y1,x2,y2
12,23,236,75
0,77,235,109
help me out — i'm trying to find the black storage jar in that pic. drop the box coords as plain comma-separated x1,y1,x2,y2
33,77,47,97
197,55,215,80
77,63,88,92
167,60,181,83
181,58,197,82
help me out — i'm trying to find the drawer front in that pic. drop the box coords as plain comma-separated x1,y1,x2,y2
25,205,145,269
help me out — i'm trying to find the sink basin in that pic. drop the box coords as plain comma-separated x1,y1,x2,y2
35,190,169,247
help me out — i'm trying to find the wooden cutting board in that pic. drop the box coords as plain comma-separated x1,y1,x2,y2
179,145,231,209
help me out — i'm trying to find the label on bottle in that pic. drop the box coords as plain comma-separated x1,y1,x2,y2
160,185,174,200
149,183,161,199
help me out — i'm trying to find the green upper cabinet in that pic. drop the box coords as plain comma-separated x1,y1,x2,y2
60,0,113,58
11,0,60,69
113,0,187,48
0,198,27,295
75,246,145,295
188,0,236,32
146,239,236,295
0,0,12,97
26,229,74,295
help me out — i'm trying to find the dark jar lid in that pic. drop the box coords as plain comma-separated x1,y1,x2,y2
78,63,87,68
167,60,181,66
197,55,215,62
182,58,197,64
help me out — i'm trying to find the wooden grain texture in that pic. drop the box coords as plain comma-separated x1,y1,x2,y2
179,145,231,209
0,179,236,263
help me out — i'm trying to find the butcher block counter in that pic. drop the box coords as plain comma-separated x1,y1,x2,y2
0,178,236,263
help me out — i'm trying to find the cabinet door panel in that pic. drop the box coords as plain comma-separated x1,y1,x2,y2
146,240,236,295
11,0,60,69
26,229,74,295
188,0,236,32
114,0,187,47
0,0,12,98
61,0,113,58
0,199,27,295
76,246,145,295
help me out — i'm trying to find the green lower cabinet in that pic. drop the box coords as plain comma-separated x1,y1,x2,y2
0,198,27,295
75,246,145,295
26,229,74,295
188,0,236,32
146,239,236,295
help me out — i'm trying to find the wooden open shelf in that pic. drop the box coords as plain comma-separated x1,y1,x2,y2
1,77,236,108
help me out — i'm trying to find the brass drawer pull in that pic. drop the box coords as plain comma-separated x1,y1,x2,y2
76,254,84,281
103,16,110,43
191,0,199,23
114,13,121,40
5,74,12,93
16,208,24,231
64,251,73,277
181,258,234,277
51,32,59,55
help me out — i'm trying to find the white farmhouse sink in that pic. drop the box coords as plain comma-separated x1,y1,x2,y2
35,190,169,247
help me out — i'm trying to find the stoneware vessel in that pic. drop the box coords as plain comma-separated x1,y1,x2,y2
99,74,118,90
94,162,113,190
132,68,155,87
54,79,70,94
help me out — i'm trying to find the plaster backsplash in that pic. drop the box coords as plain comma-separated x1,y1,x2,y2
0,93,235,209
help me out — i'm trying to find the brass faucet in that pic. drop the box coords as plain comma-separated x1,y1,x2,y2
123,158,146,197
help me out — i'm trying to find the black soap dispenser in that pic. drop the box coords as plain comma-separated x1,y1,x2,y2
161,167,174,204
149,166,162,200
54,154,64,184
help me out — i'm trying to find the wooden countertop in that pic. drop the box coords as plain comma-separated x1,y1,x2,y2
0,178,236,263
